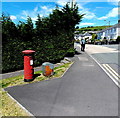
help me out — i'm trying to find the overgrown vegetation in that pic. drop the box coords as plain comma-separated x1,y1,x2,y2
2,3,84,73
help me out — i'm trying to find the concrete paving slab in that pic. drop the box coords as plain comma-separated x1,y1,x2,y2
5,53,118,116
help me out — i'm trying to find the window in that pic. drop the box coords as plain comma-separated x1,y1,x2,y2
114,28,116,32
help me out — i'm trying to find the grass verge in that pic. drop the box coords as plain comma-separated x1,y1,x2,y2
1,88,30,116
1,62,73,116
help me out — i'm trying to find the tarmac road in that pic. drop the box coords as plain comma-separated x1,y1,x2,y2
86,44,120,88
5,50,118,116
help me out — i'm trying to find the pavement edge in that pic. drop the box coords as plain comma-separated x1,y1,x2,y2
2,88,35,117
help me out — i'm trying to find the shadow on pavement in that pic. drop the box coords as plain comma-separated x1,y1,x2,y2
33,74,41,79
75,51,82,55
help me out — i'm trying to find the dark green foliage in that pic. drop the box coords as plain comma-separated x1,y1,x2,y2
116,36,120,44
2,4,84,73
91,34,97,44
17,17,34,42
2,13,18,44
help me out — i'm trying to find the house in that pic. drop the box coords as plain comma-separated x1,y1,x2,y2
83,32,92,42
74,34,84,40
88,31,99,34
74,32,92,41
97,22,120,41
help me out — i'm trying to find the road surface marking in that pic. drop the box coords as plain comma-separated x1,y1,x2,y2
82,64,94,67
105,64,120,78
87,52,120,88
2,89,35,117
102,64,120,83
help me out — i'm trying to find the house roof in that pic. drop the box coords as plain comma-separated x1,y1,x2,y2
88,31,99,34
97,23,119,33
83,32,92,36
75,32,92,37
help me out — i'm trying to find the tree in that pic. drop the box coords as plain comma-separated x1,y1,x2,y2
2,3,85,72
75,26,79,29
91,33,97,44
35,14,43,38
18,16,34,42
2,13,18,44
62,3,84,32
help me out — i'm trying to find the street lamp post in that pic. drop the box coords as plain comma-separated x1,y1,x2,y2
104,20,110,27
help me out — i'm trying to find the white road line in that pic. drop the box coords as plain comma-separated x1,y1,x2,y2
87,52,120,88
105,64,120,78
1,89,35,117
102,64,120,83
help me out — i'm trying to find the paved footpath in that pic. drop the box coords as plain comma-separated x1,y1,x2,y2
5,52,118,116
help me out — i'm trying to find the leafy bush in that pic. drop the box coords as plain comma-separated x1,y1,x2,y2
91,33,97,44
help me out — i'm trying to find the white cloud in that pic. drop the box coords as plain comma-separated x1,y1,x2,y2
21,16,26,20
107,7,118,17
98,7,118,20
108,0,119,2
41,6,53,12
22,10,29,16
31,17,38,21
10,15,17,20
79,6,97,19
96,7,105,8
80,22,95,26
34,6,38,12
20,9,40,22
77,4,84,9
41,6,48,10
57,0,69,6
20,5,53,22
107,0,119,5
56,1,97,20
98,16,107,20
83,11,96,19
73,2,96,20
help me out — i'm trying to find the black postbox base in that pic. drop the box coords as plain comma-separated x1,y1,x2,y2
24,78,34,82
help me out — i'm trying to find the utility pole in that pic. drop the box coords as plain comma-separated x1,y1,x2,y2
108,21,110,27
104,20,110,27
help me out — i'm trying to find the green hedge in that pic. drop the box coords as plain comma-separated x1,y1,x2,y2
2,35,74,73
2,3,84,73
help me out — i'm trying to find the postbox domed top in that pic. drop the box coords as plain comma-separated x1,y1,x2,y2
22,50,35,54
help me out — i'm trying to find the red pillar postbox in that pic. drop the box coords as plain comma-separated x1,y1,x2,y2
22,50,35,82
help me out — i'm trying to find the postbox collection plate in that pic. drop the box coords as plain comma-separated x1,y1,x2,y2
30,60,33,65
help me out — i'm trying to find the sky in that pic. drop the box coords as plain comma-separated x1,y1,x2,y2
1,0,119,28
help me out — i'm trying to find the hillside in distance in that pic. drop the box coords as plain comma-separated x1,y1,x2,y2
76,25,112,33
